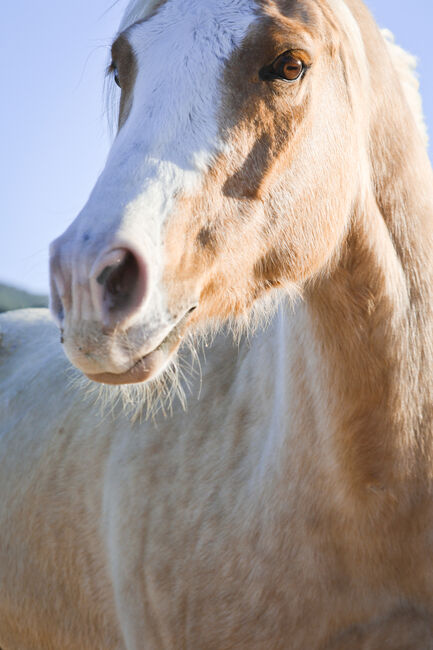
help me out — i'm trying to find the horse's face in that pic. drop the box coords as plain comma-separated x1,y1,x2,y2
50,0,369,384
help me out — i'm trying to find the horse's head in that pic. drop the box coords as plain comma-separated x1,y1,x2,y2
50,0,376,384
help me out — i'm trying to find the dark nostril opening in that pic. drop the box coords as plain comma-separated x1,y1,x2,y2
97,265,115,287
97,250,142,315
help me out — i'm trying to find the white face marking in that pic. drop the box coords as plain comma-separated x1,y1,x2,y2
59,0,257,328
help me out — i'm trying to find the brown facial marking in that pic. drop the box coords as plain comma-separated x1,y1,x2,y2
111,35,138,128
217,9,319,200
197,226,218,253
159,0,361,326
110,0,171,130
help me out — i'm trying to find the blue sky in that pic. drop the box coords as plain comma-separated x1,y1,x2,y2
1,1,432,294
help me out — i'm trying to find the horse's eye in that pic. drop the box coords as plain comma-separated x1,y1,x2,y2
275,54,304,81
260,52,305,83
112,64,121,88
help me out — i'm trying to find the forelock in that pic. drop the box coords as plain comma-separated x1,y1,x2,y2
324,0,366,60
120,0,165,31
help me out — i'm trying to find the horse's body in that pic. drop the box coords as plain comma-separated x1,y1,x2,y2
3,298,433,650
2,0,433,647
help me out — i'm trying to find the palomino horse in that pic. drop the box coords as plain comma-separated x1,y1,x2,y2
1,0,433,647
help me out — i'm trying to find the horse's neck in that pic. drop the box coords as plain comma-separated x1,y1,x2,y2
287,134,433,507
236,102,433,510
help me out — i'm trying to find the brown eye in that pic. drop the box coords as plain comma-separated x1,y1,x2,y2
273,52,304,81
259,51,306,83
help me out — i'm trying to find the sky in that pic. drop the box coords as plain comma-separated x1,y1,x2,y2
1,1,432,295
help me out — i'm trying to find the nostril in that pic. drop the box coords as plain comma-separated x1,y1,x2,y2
98,250,138,312
94,248,147,324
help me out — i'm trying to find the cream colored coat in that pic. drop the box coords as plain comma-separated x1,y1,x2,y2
2,0,433,648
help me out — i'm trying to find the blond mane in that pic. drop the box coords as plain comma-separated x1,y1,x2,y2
382,28,428,147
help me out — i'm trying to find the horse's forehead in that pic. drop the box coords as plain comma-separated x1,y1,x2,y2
123,0,261,98
112,0,367,164
121,0,365,56
103,0,262,219
122,0,259,35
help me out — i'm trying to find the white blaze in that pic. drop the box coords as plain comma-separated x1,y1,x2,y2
65,0,257,324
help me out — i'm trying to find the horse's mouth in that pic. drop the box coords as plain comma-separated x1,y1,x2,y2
84,307,196,385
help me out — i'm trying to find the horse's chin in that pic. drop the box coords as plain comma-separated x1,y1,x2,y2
84,346,172,385
83,311,193,385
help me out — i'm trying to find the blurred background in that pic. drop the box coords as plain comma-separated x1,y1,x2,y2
0,0,432,308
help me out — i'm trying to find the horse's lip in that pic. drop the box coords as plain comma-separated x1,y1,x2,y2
85,306,197,385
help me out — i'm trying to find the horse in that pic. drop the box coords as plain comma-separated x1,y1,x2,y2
1,0,433,647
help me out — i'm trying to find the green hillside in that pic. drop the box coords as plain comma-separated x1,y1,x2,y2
0,283,48,313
